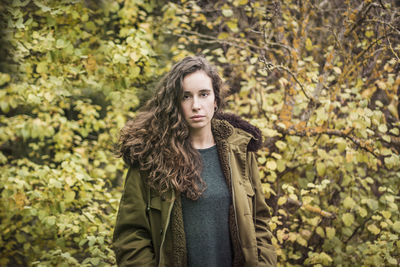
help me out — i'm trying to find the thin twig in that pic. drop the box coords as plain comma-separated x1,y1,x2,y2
259,57,313,100
274,124,382,161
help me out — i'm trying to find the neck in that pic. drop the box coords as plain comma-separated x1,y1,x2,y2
189,126,215,149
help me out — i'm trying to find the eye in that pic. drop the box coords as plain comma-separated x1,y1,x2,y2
182,94,191,100
200,92,209,97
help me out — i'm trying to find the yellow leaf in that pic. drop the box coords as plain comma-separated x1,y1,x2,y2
381,210,391,219
277,196,287,206
365,30,374,38
226,20,238,32
376,80,386,90
305,38,313,51
130,51,140,62
378,124,387,133
258,156,266,165
266,160,277,170
64,191,76,203
218,32,230,40
316,226,325,237
14,193,27,209
296,235,307,247
367,224,380,235
333,67,342,74
222,9,233,17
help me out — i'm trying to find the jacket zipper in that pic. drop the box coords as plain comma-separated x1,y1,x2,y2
229,152,243,248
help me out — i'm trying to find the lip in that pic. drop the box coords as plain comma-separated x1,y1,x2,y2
190,115,204,119
190,115,205,121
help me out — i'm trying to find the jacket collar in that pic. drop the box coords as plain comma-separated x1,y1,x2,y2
212,113,262,152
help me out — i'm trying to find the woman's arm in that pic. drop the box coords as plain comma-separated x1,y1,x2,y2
249,152,277,267
112,167,156,267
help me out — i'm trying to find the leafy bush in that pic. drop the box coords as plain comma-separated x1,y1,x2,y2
0,0,162,265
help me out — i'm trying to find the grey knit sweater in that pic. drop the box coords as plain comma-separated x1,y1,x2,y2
181,145,233,267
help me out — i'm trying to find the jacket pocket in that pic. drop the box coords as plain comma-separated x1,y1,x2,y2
240,180,258,250
243,180,255,216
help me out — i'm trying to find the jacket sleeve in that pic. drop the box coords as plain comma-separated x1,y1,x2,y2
249,152,277,267
112,166,157,267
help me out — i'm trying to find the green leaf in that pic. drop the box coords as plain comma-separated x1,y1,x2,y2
49,178,62,189
64,191,75,203
342,213,354,226
343,196,356,209
357,206,368,217
275,140,287,151
392,221,400,233
366,199,379,211
326,227,335,239
56,39,66,48
276,159,286,172
36,62,48,73
88,236,96,247
316,162,326,176
47,216,56,226
91,258,100,265
0,73,11,86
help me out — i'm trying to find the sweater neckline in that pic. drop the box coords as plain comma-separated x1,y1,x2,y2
197,144,217,153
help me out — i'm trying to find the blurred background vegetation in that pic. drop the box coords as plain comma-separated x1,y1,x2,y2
0,0,399,266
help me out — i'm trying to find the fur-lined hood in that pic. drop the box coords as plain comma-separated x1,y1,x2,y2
213,112,262,152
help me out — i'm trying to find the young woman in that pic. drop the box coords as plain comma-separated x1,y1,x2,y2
113,56,277,267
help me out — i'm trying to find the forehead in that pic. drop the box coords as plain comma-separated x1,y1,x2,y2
182,70,213,92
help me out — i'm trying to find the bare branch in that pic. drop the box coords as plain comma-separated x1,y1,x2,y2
287,197,336,219
274,124,382,161
259,57,313,100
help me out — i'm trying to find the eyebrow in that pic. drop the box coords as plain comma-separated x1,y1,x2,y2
183,89,212,93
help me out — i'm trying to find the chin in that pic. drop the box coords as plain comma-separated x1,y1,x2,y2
189,122,208,130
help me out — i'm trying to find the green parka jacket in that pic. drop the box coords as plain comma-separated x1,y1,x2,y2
113,114,277,267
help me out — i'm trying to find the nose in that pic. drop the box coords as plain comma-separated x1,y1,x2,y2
192,96,200,110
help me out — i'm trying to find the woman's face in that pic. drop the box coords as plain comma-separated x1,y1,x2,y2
180,70,216,133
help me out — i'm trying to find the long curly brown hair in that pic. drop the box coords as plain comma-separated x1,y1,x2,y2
116,56,224,200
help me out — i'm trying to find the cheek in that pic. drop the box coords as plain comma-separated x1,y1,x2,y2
208,101,216,114
180,103,190,117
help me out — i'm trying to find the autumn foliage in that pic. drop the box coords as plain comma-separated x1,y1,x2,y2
1,0,399,266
